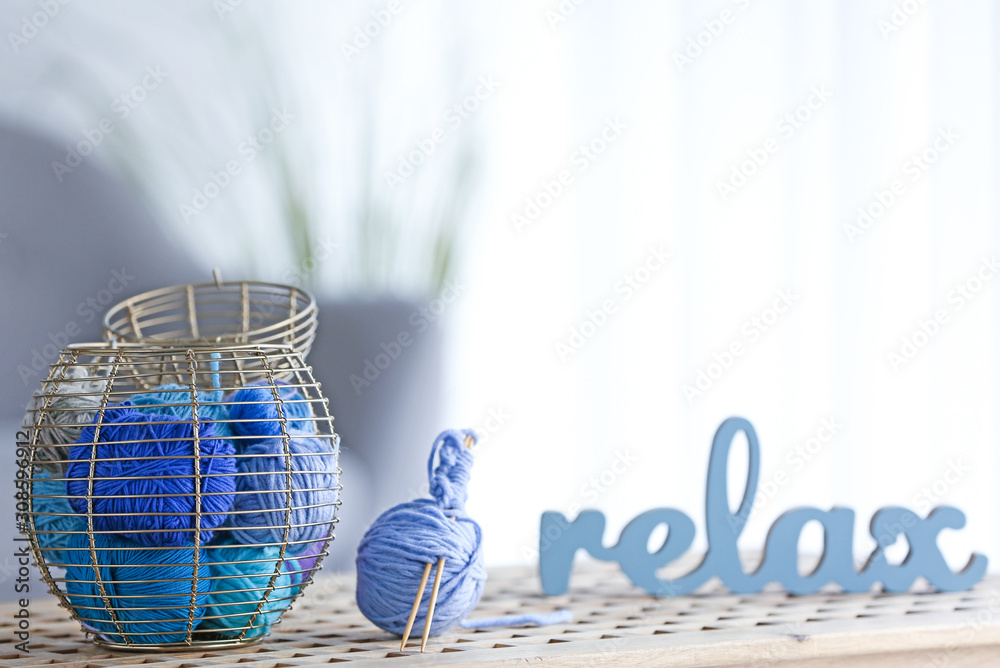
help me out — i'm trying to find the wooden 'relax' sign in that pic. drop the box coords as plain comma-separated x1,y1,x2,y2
539,417,987,596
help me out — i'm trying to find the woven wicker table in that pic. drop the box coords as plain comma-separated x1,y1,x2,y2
3,563,999,667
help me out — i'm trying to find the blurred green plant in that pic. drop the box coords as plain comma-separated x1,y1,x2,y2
25,1,481,298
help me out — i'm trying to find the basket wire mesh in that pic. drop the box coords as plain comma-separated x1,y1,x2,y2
19,343,340,651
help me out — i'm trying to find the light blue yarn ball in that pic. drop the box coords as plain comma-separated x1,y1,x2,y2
131,383,233,439
227,384,316,445
199,541,297,638
224,431,339,550
30,470,86,566
356,499,486,637
355,430,486,637
63,532,211,645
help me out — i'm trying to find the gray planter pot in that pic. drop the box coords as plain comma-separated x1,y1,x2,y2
308,298,444,569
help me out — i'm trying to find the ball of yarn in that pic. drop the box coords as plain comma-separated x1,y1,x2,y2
281,539,325,590
65,403,236,547
130,384,233,439
199,541,297,638
224,431,338,549
22,367,105,473
356,430,486,637
248,379,317,433
30,471,87,566
227,384,316,444
63,532,211,645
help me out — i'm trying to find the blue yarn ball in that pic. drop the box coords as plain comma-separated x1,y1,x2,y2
64,532,211,645
31,471,87,566
355,430,485,637
227,384,316,444
248,379,318,434
131,384,233,439
224,432,338,549
356,500,485,636
65,403,237,547
200,541,297,638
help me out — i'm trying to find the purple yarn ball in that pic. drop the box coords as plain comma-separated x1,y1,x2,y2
282,539,325,589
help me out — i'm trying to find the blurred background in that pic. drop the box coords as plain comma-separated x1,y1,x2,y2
1,0,997,589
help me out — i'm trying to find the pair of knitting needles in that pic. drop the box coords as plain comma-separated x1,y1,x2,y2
399,434,474,653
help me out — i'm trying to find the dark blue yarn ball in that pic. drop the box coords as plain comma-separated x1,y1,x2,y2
64,532,211,645
227,384,316,444
65,403,236,547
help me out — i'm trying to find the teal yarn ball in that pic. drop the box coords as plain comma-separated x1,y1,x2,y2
30,470,86,566
64,533,211,645
200,541,297,638
131,383,233,439
225,431,339,549
227,384,316,444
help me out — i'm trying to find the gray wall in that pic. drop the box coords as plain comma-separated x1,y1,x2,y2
1,122,206,600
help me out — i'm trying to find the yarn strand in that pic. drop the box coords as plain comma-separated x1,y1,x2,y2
459,609,574,629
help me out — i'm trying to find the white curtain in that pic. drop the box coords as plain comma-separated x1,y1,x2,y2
448,0,999,572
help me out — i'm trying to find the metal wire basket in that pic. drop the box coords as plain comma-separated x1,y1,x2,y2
17,343,341,651
103,273,318,360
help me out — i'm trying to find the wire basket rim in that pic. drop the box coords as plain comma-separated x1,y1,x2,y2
103,279,317,348
65,341,311,355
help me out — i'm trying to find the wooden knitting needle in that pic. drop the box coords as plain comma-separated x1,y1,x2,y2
399,562,432,651
400,434,476,652
420,558,445,651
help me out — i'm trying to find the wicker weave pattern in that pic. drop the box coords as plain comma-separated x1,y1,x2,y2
3,564,999,666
